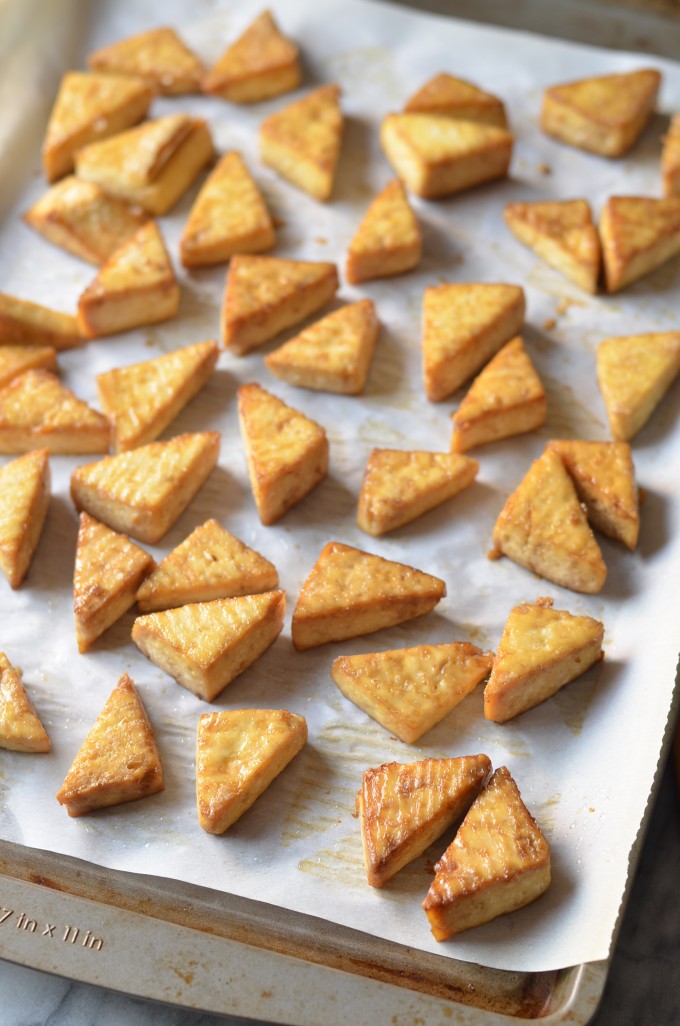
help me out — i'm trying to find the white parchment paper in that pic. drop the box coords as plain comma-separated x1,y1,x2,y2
0,0,678,974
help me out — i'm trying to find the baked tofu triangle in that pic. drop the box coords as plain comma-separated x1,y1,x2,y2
451,337,546,453
423,283,525,402
548,439,639,549
0,294,81,351
56,674,164,817
196,708,307,834
180,152,275,268
484,597,604,723
88,26,205,95
405,73,507,128
423,766,551,939
331,642,493,743
132,591,285,702
596,332,680,441
357,449,478,536
74,512,155,653
238,383,328,525
662,114,680,198
0,653,50,753
78,221,180,339
292,541,446,651
96,340,219,452
260,84,344,201
0,449,51,589
492,447,607,594
0,370,109,455
136,518,278,613
600,196,680,293
0,345,57,391
356,754,491,887
264,299,379,395
203,10,301,103
346,180,422,285
504,200,601,294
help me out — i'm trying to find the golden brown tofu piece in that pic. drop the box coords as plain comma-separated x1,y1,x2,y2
23,176,148,266
56,674,164,816
492,447,607,594
75,114,215,216
264,300,379,395
180,152,275,268
357,754,491,887
259,84,343,201
0,345,57,391
196,708,307,834
97,340,218,452
222,255,339,355
88,26,205,95
405,73,507,128
423,282,525,402
661,114,680,198
0,449,50,589
292,541,446,651
423,766,551,939
0,370,109,455
136,518,278,613
332,643,493,744
484,597,604,723
70,431,220,544
357,449,478,536
0,653,50,753
548,439,639,549
451,337,546,453
540,69,660,158
380,113,513,199
77,221,180,339
596,331,680,441
0,293,81,351
346,180,421,285
203,11,301,103
599,195,680,293
504,199,601,294
42,71,154,183
238,382,328,525
132,591,285,702
73,512,155,653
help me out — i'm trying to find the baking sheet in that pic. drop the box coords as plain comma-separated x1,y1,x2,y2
0,0,679,975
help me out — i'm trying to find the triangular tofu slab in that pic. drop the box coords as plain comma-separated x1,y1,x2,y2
96,339,218,452
548,439,639,549
56,673,164,817
180,151,276,267
0,653,50,753
596,331,680,441
132,591,286,701
202,10,301,103
492,447,607,593
74,512,155,653
222,255,338,355
196,708,307,834
405,73,507,128
0,345,57,391
42,71,153,182
332,642,493,743
600,196,680,293
346,180,421,284
0,293,81,351
484,597,604,723
423,766,551,939
0,370,109,455
504,199,601,294
78,221,180,339
451,337,546,453
423,283,525,402
264,299,379,394
0,449,50,589
71,431,220,544
88,26,205,95
662,114,680,198
24,176,148,266
356,754,491,887
541,69,660,158
260,84,344,201
238,383,328,525
136,518,278,613
291,541,446,651
357,449,478,535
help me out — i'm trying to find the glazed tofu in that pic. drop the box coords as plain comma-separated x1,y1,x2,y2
88,26,205,95
599,195,680,293
346,180,421,284
0,652,50,753
596,331,680,441
405,73,507,128
0,370,109,455
0,346,57,391
203,11,301,103
0,293,81,351
0,449,51,589
504,199,601,294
